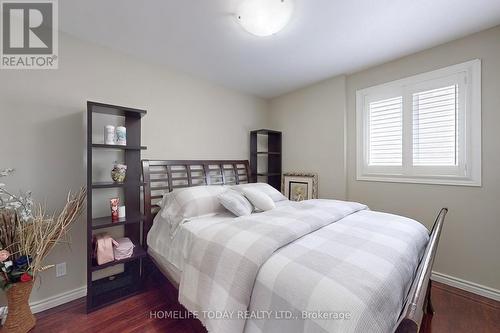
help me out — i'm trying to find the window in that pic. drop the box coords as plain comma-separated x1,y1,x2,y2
356,59,481,186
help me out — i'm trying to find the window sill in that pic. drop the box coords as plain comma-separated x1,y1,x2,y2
356,175,481,187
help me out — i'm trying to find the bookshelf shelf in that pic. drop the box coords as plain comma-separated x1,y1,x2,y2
91,215,145,230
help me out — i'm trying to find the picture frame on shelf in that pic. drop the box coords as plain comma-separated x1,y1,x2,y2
282,172,318,201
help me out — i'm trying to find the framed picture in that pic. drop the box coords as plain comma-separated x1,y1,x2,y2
282,173,318,201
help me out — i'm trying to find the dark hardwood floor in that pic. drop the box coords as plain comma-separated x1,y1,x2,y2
32,276,499,333
420,281,500,333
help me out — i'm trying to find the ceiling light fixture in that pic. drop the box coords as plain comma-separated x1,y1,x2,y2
236,0,294,37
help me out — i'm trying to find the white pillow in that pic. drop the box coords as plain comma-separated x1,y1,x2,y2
242,188,275,211
218,189,253,217
232,183,287,202
160,185,227,236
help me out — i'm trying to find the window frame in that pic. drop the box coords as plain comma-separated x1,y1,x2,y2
356,59,481,186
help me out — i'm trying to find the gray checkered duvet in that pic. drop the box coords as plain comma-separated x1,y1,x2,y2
179,199,429,333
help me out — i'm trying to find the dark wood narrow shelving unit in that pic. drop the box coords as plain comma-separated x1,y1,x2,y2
86,101,147,312
250,129,282,190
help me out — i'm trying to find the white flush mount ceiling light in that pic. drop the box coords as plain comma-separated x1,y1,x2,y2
236,0,294,37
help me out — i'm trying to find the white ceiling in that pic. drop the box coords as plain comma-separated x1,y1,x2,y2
60,0,500,98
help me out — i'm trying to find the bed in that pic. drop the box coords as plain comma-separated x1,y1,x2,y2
142,159,447,333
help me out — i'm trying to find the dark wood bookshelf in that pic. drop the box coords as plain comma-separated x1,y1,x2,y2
86,101,147,312
250,129,282,190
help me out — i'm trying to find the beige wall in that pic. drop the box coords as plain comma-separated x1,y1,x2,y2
0,33,267,304
346,26,500,291
268,76,347,199
269,26,500,292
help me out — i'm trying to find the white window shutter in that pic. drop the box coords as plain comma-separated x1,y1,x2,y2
368,96,403,166
412,85,457,166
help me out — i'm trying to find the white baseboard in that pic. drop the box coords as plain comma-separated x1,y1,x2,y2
29,285,87,313
0,285,86,319
431,271,500,302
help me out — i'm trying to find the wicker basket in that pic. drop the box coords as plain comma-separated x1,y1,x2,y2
2,281,36,333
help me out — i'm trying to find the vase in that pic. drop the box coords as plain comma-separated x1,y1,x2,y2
111,163,127,183
2,281,36,333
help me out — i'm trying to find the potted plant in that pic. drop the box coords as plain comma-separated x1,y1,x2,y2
0,168,85,333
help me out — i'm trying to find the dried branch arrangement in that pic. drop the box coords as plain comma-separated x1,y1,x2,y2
0,168,86,289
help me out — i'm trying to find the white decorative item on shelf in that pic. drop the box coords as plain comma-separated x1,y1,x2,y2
104,125,115,145
113,237,135,260
118,206,126,218
116,126,126,145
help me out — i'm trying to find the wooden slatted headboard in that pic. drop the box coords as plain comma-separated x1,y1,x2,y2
141,159,251,243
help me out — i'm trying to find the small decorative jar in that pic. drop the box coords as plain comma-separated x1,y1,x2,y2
111,163,127,183
116,126,127,146
110,198,120,221
104,125,115,145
